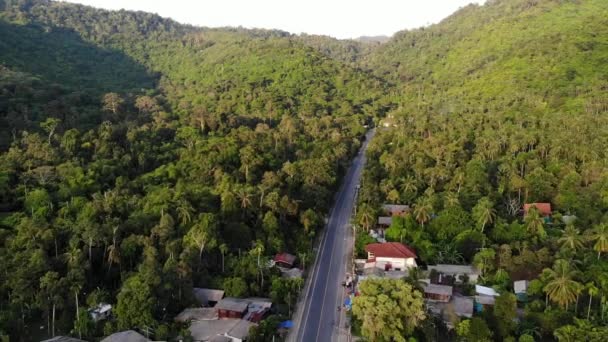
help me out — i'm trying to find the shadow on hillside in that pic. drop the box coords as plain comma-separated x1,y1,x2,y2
0,20,156,93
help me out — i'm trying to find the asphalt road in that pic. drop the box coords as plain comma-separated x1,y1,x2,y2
291,130,374,342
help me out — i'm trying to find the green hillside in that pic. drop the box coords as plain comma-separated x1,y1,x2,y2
0,1,388,340
355,0,608,340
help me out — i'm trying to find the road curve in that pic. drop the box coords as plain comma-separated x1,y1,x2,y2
290,129,374,342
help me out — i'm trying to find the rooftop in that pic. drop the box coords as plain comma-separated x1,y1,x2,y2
523,203,552,216
378,216,393,226
189,319,256,341
382,204,410,214
215,297,250,313
193,288,225,306
476,285,499,297
428,264,479,276
514,280,529,294
424,284,453,296
475,295,496,305
450,296,474,317
100,330,149,342
274,253,296,266
41,337,87,342
365,242,417,259
175,307,218,322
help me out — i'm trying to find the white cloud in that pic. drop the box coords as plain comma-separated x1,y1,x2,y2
64,0,486,39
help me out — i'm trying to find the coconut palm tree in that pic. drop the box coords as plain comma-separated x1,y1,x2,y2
525,206,545,238
589,223,608,259
357,203,375,232
543,259,582,309
558,225,585,251
586,282,599,320
413,197,432,228
472,197,496,233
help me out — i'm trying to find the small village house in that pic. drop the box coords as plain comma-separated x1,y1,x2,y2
424,284,453,302
523,203,552,217
101,330,149,342
365,242,417,271
377,216,392,228
514,280,529,302
194,288,225,307
382,204,410,216
475,285,499,312
215,298,250,319
273,253,296,268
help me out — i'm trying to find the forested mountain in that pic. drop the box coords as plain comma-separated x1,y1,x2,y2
0,0,389,340
354,0,608,340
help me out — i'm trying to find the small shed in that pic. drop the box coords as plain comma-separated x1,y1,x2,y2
89,303,112,322
215,297,249,319
274,253,296,268
475,285,499,297
424,284,453,302
514,280,529,302
378,216,393,227
382,204,410,216
193,288,225,307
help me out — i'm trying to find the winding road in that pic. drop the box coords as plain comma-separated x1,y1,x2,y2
289,129,374,342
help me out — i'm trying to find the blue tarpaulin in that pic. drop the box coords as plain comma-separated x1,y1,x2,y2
279,320,294,329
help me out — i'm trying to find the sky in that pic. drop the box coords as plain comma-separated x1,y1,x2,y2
64,0,486,39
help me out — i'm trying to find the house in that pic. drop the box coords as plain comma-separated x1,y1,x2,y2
475,285,499,312
514,280,529,302
475,285,499,297
189,319,256,342
89,303,112,322
243,298,272,323
378,216,393,227
101,330,149,342
365,242,417,271
41,337,86,342
428,265,480,284
216,298,250,319
523,203,552,217
450,296,474,318
424,284,453,302
382,204,410,216
274,253,296,268
175,308,218,322
194,288,225,307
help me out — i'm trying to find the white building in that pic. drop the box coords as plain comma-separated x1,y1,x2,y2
365,242,417,271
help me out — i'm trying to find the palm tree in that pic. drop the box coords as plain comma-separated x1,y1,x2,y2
357,203,375,232
413,197,432,228
558,225,585,251
472,197,496,233
543,259,581,309
586,282,599,320
443,192,460,208
589,223,608,259
525,207,545,238
219,243,228,273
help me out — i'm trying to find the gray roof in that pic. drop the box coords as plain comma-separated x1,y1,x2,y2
175,307,218,322
41,337,87,342
424,284,453,296
378,216,393,225
451,296,474,317
215,297,249,313
100,330,149,342
475,295,496,305
189,319,256,341
382,204,410,213
428,264,479,276
193,288,225,306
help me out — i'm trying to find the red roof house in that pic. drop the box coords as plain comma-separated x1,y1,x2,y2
274,253,296,268
365,242,417,271
523,203,552,217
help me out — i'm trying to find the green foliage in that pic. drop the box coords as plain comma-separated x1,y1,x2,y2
352,278,426,341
